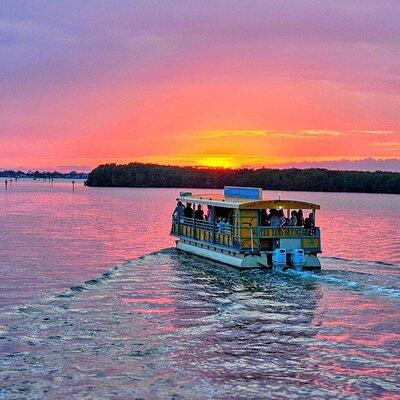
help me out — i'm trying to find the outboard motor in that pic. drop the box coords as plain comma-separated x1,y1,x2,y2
272,248,287,271
291,249,305,271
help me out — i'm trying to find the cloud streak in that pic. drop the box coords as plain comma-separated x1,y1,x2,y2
194,129,343,139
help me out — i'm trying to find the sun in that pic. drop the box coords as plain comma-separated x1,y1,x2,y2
195,156,238,169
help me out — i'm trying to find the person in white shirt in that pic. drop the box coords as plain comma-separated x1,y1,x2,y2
217,218,225,232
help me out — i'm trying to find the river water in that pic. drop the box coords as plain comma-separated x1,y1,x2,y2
0,180,399,399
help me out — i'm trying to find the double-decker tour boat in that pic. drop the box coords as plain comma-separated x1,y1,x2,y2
171,186,321,271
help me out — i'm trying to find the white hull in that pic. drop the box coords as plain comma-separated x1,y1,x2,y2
177,241,265,268
176,240,321,270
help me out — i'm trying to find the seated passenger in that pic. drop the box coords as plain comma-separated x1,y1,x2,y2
184,203,193,218
224,218,232,233
217,217,225,232
288,210,297,226
195,204,204,220
296,209,304,226
172,201,185,220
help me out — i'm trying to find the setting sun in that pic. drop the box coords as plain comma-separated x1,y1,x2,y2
195,156,238,168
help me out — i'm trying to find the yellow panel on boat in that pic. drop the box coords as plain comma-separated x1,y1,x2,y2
303,238,320,249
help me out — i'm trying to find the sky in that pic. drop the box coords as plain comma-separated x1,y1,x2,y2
1,0,400,172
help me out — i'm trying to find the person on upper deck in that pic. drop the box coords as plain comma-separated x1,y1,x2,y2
172,201,185,220
288,210,297,226
184,203,193,218
310,212,315,226
260,209,267,226
296,209,304,226
304,212,315,229
270,210,283,227
278,209,286,226
266,209,275,225
207,205,215,223
195,204,204,220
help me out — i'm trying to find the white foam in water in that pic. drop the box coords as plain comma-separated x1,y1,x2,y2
285,265,400,298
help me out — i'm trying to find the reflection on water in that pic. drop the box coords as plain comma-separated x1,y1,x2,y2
0,180,399,398
1,251,399,399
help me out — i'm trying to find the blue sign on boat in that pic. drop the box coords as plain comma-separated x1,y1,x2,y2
224,186,262,200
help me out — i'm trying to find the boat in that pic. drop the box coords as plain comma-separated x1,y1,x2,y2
171,186,321,270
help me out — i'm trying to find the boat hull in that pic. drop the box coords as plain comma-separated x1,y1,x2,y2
176,240,321,270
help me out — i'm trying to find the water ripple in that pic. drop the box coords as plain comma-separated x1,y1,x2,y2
0,251,399,399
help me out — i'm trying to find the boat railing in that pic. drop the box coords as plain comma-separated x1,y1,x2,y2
171,216,240,248
172,217,320,251
256,226,319,238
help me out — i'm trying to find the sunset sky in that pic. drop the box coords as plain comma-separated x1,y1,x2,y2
1,0,400,171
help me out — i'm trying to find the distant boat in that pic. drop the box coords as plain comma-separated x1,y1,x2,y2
171,186,321,271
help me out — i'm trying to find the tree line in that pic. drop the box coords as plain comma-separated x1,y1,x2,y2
0,170,88,179
85,162,400,194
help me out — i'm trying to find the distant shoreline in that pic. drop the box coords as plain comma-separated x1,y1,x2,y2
84,162,400,195
0,170,88,180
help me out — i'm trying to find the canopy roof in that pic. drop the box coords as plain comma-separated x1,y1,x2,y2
178,194,320,210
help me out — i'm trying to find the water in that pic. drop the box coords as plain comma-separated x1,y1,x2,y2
0,180,399,399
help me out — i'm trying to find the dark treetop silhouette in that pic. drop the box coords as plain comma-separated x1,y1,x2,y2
85,163,400,194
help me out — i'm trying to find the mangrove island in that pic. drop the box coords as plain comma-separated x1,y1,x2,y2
85,163,400,194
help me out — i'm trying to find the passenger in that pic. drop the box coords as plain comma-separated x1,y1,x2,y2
217,217,225,232
224,218,232,233
310,213,315,227
296,209,304,226
266,209,275,225
207,205,215,223
265,209,272,226
195,204,204,220
288,210,297,226
304,212,315,229
172,201,185,221
278,209,286,226
260,209,267,226
184,203,193,218
270,210,282,227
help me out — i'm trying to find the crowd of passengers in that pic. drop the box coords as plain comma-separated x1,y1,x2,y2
261,209,314,229
173,202,232,231
173,202,315,230
173,202,206,220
